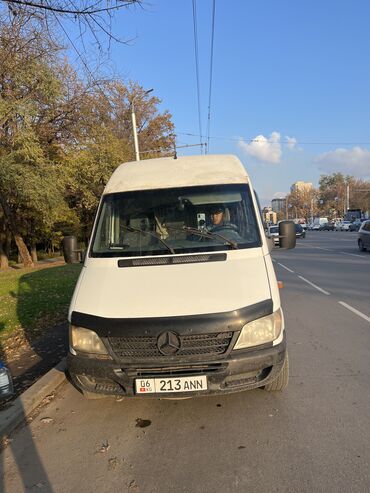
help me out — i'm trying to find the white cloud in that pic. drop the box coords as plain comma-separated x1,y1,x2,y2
273,192,287,199
238,131,297,164
285,136,297,150
315,147,370,178
238,131,281,163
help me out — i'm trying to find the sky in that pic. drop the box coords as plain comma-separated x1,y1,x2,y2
66,0,370,205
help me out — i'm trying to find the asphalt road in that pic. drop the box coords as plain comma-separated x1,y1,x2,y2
1,231,369,493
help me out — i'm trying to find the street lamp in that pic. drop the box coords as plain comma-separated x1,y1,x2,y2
131,88,153,161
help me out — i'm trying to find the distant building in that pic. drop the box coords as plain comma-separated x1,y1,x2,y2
290,181,313,193
271,198,286,214
262,207,277,224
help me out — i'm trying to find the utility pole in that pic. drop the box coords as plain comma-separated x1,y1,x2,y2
310,198,314,224
346,183,350,211
131,88,153,161
131,101,140,161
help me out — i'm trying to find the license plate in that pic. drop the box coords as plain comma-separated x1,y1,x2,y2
135,376,207,394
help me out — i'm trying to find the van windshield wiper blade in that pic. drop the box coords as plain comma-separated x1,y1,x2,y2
165,225,238,249
122,225,175,254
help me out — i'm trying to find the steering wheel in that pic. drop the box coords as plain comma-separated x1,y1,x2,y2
211,223,239,233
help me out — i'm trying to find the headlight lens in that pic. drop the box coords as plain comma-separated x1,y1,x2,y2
233,309,283,350
70,325,109,355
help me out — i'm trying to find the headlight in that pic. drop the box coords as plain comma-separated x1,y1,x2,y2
70,325,109,355
233,309,283,350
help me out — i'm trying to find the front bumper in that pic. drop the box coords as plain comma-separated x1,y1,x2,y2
67,334,287,398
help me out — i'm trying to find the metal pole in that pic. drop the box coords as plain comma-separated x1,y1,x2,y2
311,198,313,224
131,101,140,161
346,183,350,211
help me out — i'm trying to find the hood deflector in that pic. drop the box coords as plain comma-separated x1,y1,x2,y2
71,298,273,338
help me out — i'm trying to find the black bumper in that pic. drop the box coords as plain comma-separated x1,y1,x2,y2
67,334,287,398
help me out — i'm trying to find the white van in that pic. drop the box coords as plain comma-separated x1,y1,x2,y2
67,155,296,398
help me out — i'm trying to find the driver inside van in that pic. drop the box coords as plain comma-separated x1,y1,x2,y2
209,205,227,230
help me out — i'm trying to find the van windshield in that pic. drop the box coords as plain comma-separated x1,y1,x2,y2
91,184,261,257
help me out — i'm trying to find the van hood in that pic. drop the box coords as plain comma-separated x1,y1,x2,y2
70,250,272,319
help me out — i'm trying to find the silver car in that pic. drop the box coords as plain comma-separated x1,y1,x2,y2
358,220,370,251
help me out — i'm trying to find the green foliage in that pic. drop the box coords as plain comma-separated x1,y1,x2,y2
0,14,175,264
0,263,82,340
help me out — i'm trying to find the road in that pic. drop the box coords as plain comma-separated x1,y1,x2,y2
1,231,369,493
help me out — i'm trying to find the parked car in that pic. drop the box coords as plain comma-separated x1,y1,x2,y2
320,222,335,231
0,362,13,399
311,223,321,231
300,223,308,231
267,225,280,245
341,221,352,231
295,223,305,238
349,219,363,232
335,221,343,231
358,220,370,251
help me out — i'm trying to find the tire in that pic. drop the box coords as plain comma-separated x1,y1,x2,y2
358,239,367,252
264,352,289,391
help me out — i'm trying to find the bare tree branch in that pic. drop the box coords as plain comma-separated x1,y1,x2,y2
3,0,140,16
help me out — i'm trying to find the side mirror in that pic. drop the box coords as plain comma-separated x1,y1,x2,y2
279,221,296,249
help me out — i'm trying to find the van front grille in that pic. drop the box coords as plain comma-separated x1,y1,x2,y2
107,332,233,360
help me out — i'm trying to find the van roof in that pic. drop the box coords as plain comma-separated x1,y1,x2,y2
103,154,249,194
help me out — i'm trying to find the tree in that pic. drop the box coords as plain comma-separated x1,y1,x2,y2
63,81,175,239
1,1,142,52
0,12,175,268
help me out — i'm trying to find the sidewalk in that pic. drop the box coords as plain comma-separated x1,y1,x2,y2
1,322,68,409
1,256,70,408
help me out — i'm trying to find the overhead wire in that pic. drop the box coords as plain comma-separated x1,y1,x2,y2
191,0,203,154
206,0,216,154
176,132,370,146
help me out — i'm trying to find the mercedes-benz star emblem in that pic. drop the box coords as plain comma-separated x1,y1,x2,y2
157,331,182,355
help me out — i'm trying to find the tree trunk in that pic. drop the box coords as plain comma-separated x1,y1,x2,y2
14,235,34,267
31,243,38,263
5,230,11,257
0,237,9,269
0,191,34,267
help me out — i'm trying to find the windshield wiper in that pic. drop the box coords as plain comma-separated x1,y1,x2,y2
121,225,175,254
165,225,238,249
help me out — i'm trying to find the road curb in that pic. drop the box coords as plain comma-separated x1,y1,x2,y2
0,358,66,439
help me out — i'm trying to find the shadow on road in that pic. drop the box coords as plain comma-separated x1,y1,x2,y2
0,263,80,491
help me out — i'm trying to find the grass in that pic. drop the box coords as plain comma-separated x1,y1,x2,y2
0,263,82,343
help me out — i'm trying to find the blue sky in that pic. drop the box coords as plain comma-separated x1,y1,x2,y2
68,0,370,205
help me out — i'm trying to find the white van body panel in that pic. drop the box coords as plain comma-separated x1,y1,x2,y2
70,248,274,319
69,154,279,320
104,155,248,194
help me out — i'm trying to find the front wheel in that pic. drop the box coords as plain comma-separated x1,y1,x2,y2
264,352,289,391
358,239,367,252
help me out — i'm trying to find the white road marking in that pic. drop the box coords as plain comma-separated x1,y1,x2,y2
339,252,363,258
298,276,330,295
315,247,332,251
338,302,370,323
277,263,295,273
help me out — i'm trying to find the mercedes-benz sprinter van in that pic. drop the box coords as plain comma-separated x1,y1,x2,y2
67,155,295,398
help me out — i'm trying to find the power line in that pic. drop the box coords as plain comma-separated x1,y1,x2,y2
192,0,203,154
177,131,370,146
206,0,216,154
